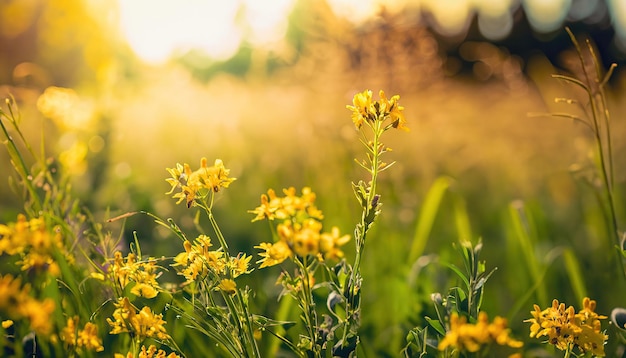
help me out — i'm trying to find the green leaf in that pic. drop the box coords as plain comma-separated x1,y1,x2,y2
424,316,445,336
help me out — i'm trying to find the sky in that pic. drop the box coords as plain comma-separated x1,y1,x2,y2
115,0,626,64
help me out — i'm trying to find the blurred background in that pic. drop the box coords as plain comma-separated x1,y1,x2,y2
1,0,626,355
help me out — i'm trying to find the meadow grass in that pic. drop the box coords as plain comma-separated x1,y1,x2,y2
0,27,624,358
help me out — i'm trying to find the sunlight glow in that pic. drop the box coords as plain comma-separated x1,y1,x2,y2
117,0,295,64
422,0,472,36
243,0,295,46
116,0,626,64
523,0,572,32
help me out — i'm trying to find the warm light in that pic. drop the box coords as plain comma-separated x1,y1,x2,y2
116,0,295,64
523,0,571,33
327,0,409,24
243,0,295,46
422,0,472,36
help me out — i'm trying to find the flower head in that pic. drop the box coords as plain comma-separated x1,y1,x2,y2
107,297,170,341
438,312,522,353
251,187,350,267
108,251,161,299
61,316,104,352
166,158,236,207
346,89,409,131
255,241,292,268
0,274,55,335
115,345,181,358
525,297,607,356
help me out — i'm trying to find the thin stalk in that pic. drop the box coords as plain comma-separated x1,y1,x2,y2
299,256,320,357
200,194,231,258
222,291,247,356
565,27,622,275
236,289,261,358
342,117,384,348
0,110,42,213
201,194,259,357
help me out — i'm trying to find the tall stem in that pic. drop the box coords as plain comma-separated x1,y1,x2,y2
565,27,623,276
343,118,384,348
0,110,42,214
299,256,320,357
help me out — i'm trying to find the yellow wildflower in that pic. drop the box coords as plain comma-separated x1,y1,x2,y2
218,278,237,295
0,274,55,335
439,312,522,353
166,158,236,208
115,344,181,358
249,187,323,222
319,226,351,260
525,297,607,356
255,241,292,268
172,235,230,283
2,320,13,329
0,214,68,276
378,90,409,131
346,89,373,129
107,297,170,341
290,219,322,257
60,316,104,352
17,294,55,335
108,251,161,299
346,89,409,131
230,253,253,278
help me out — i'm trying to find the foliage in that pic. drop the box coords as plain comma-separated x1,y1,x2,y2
0,26,624,358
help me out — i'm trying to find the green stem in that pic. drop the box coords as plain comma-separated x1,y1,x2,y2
565,27,623,276
236,288,261,358
0,110,42,214
222,291,248,356
204,205,231,258
299,256,320,357
342,118,385,349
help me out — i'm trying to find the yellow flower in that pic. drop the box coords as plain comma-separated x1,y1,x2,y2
0,214,68,276
378,90,409,131
107,297,170,341
116,344,181,358
108,251,161,299
255,241,292,268
0,274,55,335
230,253,253,278
319,226,351,260
2,320,13,329
248,189,280,221
218,278,237,295
61,316,104,352
291,219,322,257
439,312,522,353
166,158,236,208
525,297,607,356
346,89,409,131
18,295,55,335
346,89,373,129
249,187,323,222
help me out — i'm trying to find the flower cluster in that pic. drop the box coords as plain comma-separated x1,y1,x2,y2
166,157,236,208
60,316,104,352
172,234,252,292
0,274,56,335
438,311,523,353
346,89,409,131
107,297,170,341
115,345,181,358
0,214,72,276
107,251,162,298
525,297,608,356
250,187,350,267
